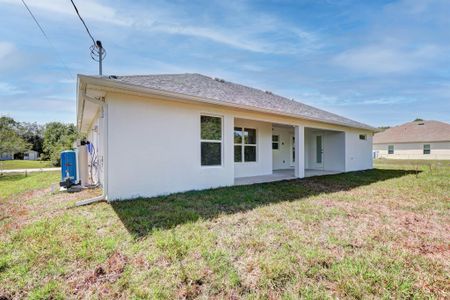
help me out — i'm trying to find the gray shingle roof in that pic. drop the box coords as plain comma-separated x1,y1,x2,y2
102,73,375,130
374,120,450,143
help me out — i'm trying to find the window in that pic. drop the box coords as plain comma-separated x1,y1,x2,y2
423,144,431,155
388,145,394,155
272,135,279,150
316,135,323,163
292,136,295,163
359,134,367,140
200,115,222,166
234,127,257,162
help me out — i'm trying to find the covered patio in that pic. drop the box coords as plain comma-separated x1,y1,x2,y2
233,118,346,186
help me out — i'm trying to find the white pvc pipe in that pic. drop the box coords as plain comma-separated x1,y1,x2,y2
75,195,105,206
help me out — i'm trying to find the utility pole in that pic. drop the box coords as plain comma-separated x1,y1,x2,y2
90,40,106,76
97,40,103,76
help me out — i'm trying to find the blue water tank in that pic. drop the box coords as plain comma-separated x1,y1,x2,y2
61,150,77,184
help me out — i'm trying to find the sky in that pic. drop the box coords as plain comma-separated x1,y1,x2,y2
0,0,449,127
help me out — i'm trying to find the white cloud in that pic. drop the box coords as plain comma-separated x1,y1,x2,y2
0,82,25,96
0,0,131,26
333,44,442,74
0,41,15,60
143,16,320,54
58,79,76,84
148,23,271,53
385,0,434,15
1,0,320,54
358,97,417,105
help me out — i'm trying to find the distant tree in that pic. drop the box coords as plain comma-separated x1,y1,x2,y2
43,122,78,166
0,116,31,156
17,122,44,153
413,118,424,122
0,116,17,129
377,126,391,132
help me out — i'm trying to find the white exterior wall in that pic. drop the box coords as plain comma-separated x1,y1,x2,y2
345,130,373,171
304,130,316,169
272,126,295,170
106,94,234,200
82,91,375,200
323,131,346,171
234,118,272,178
304,129,346,171
373,142,450,159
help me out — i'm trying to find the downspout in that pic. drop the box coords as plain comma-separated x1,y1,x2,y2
76,94,109,206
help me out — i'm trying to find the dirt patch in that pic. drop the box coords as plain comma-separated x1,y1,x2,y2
70,251,128,298
317,198,450,265
176,279,204,300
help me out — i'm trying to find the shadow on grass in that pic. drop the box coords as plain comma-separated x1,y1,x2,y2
111,169,418,238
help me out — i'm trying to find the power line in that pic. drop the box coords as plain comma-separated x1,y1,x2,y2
69,0,96,45
20,0,74,80
69,0,106,75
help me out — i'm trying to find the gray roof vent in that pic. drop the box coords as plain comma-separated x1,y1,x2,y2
418,122,425,125
214,77,225,83
109,75,118,79
265,90,273,95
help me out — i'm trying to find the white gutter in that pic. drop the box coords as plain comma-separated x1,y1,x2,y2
76,92,109,206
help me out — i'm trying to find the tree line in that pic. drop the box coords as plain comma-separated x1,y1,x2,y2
0,116,77,166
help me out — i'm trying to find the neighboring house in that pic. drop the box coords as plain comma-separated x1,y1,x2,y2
0,150,39,161
373,120,450,160
77,74,376,200
24,150,39,160
0,153,13,160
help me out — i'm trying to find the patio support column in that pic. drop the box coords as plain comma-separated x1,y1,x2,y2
294,125,305,178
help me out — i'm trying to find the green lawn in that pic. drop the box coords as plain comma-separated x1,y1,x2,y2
0,171,60,199
0,160,53,170
0,160,449,299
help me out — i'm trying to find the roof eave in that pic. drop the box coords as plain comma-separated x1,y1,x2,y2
77,74,377,132
373,140,450,144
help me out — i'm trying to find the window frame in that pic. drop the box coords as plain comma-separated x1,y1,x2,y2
234,126,257,163
423,144,431,155
359,134,367,140
200,114,223,167
272,135,279,150
388,145,394,155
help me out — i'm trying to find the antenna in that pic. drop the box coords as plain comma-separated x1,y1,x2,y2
90,40,106,76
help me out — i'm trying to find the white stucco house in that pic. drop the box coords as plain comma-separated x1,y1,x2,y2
373,120,450,159
76,74,376,201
